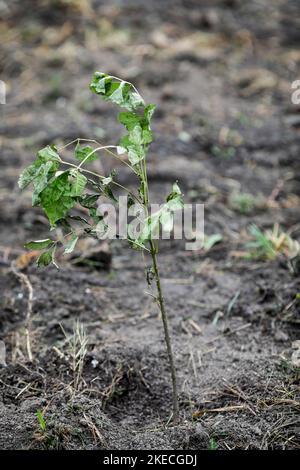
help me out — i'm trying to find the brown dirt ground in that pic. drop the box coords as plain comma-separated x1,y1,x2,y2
0,0,300,449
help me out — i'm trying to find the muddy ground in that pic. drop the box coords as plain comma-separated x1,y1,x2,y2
0,0,300,450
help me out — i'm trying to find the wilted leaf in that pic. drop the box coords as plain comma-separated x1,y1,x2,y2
119,126,145,165
18,145,60,207
37,145,60,162
144,104,156,123
69,169,87,196
139,213,160,242
18,163,41,190
166,182,183,210
90,72,144,111
64,233,79,254
109,81,127,107
40,172,76,225
160,210,173,232
32,161,59,205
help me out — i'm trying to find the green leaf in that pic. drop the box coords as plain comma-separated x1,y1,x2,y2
160,210,173,232
37,145,60,163
89,72,110,94
109,81,127,107
127,195,135,208
144,104,156,124
79,194,99,208
37,250,53,267
75,143,98,163
36,409,46,432
18,163,40,190
102,183,117,202
119,126,145,165
96,219,109,238
139,213,160,242
203,234,223,251
119,122,152,166
25,239,54,250
90,72,109,94
19,156,58,194
89,207,102,223
69,169,87,196
90,72,144,111
166,183,183,211
142,129,153,144
64,233,79,254
128,91,145,110
39,172,76,225
167,197,183,211
130,125,143,145
172,182,181,195
37,247,58,268
127,238,147,251
128,147,144,166
19,145,60,207
32,161,59,206
126,224,148,251
166,182,183,210
118,106,155,142
118,111,141,131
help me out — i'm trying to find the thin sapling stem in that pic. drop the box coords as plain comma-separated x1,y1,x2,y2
18,72,183,420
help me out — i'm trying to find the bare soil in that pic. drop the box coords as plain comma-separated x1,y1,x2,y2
0,0,299,449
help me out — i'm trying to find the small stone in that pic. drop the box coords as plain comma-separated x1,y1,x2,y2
274,330,289,342
0,340,6,367
91,358,99,368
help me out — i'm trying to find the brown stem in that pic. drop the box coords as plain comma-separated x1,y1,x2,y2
149,240,179,422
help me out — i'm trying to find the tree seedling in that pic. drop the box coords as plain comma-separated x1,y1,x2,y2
36,409,46,433
19,72,182,421
229,191,264,215
208,437,218,450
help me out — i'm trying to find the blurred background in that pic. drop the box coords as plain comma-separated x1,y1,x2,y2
1,0,300,253
0,0,300,450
